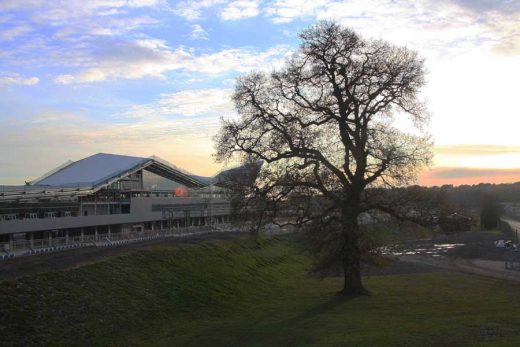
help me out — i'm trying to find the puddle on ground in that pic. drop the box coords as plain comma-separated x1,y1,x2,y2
433,243,465,248
383,243,465,257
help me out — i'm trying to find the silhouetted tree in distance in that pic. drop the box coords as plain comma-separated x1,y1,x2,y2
215,22,432,296
480,193,501,230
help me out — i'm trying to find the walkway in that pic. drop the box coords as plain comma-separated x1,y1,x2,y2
401,255,520,283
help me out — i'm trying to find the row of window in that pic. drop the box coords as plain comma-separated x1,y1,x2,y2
0,211,75,221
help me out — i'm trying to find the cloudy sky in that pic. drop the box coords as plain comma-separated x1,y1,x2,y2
0,0,519,186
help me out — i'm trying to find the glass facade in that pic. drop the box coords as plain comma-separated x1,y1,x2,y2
142,169,187,193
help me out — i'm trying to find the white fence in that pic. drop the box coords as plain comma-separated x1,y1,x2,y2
0,225,226,257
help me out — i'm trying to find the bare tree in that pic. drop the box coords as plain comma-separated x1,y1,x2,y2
215,22,432,296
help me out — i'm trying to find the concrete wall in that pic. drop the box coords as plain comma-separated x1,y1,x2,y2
0,196,231,235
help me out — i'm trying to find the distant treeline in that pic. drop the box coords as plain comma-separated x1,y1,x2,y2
420,182,520,206
379,182,519,230
365,182,520,212
362,182,520,223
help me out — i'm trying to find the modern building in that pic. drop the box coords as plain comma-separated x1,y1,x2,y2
0,153,255,255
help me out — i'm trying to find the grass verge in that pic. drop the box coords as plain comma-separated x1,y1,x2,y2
2,235,520,346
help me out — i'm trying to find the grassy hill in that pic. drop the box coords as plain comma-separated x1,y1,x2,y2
2,234,520,346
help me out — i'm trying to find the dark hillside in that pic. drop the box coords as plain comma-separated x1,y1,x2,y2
3,235,520,346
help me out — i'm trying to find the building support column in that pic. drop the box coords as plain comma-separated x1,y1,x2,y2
48,231,52,247
95,227,98,241
65,230,69,244
8,234,14,252
29,232,34,249
80,228,84,243
108,225,111,239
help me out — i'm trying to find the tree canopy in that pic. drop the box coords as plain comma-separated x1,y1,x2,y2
215,21,432,295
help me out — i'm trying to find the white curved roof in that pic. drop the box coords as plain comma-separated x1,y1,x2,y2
34,153,151,187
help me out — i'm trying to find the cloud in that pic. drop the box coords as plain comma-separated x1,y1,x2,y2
0,0,163,11
432,141,520,170
4,0,517,60
190,24,209,40
0,73,39,85
0,0,43,11
264,0,330,23
158,88,234,116
435,144,520,156
43,13,160,39
118,88,234,119
445,0,520,14
186,45,291,73
53,39,191,84
419,167,520,186
174,0,225,20
220,0,260,20
0,0,163,41
174,0,260,21
429,167,520,179
53,39,291,84
0,24,32,40
264,0,520,56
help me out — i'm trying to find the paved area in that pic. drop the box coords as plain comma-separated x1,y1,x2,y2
390,220,520,282
375,220,520,282
465,259,520,282
399,255,520,283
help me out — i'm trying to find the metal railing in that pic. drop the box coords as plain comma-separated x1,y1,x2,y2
0,224,231,254
506,249,520,270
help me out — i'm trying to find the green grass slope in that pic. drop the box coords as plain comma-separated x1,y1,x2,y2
2,235,520,346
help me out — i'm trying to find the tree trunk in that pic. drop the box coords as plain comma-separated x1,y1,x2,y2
339,203,370,296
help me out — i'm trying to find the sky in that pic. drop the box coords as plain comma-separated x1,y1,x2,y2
0,0,519,186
